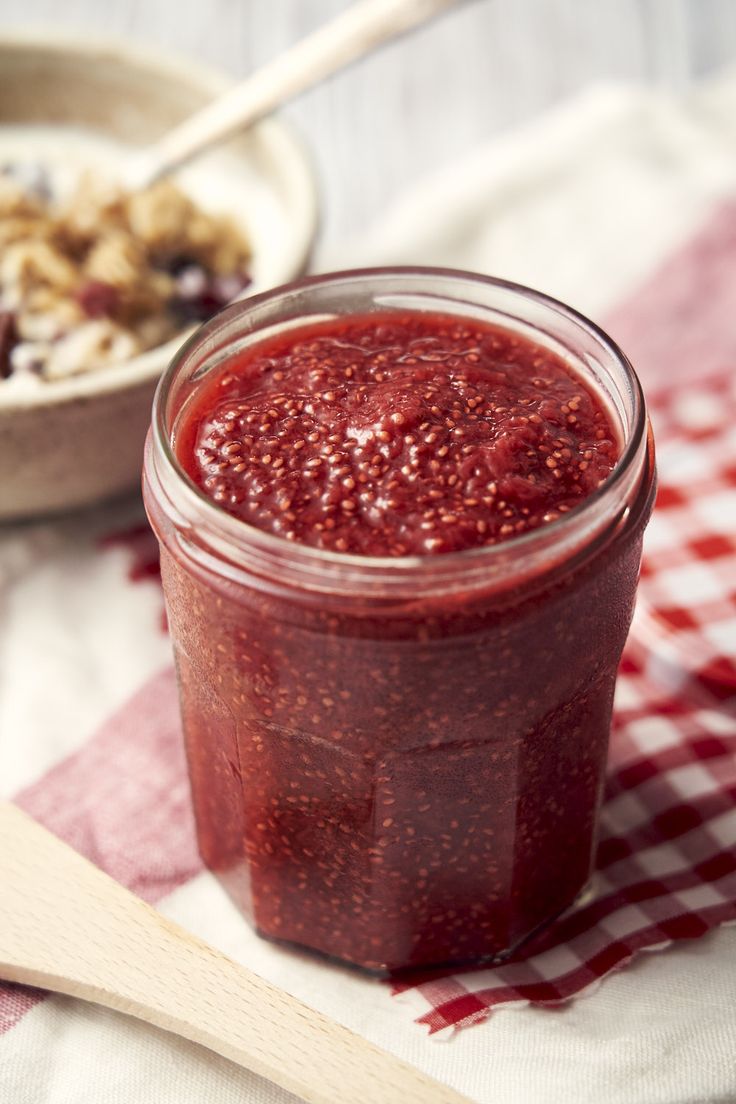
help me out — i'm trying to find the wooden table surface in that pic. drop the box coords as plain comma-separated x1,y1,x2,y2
1,0,735,252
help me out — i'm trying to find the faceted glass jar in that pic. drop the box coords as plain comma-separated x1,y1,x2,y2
143,268,656,974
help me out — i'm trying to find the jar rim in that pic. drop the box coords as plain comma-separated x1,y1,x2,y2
147,266,651,596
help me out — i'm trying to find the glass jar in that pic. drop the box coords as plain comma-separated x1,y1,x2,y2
143,268,655,974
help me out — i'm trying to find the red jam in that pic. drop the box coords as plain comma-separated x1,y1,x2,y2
177,312,617,555
147,297,653,974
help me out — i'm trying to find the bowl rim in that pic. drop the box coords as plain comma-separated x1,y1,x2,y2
0,28,319,412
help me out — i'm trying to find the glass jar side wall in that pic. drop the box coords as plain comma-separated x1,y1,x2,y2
144,268,655,973
149,468,651,972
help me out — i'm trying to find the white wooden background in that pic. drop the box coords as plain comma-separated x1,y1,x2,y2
0,0,735,250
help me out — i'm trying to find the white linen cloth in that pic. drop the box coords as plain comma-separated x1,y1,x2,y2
2,76,736,1104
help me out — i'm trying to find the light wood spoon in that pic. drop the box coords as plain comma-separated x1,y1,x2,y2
0,801,470,1104
128,0,468,188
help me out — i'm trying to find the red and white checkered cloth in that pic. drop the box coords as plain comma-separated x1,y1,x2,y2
633,375,736,703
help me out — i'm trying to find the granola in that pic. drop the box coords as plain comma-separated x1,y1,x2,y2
0,165,252,384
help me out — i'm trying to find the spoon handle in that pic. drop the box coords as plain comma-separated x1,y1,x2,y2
0,802,470,1104
133,0,466,187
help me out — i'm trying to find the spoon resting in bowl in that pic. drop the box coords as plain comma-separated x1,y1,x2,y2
0,801,470,1104
127,0,468,189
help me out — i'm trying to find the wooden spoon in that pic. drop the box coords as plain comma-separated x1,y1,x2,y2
0,801,470,1104
128,0,468,189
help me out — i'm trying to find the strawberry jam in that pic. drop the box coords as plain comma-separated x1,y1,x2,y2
177,313,618,555
144,270,655,973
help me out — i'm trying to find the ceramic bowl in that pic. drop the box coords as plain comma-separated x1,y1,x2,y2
0,33,318,520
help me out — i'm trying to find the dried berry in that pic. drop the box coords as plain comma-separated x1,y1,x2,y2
76,279,120,320
170,270,251,325
0,311,18,378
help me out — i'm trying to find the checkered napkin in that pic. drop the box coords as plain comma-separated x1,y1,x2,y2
632,376,736,703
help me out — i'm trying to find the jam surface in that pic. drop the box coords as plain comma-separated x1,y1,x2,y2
176,312,618,555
